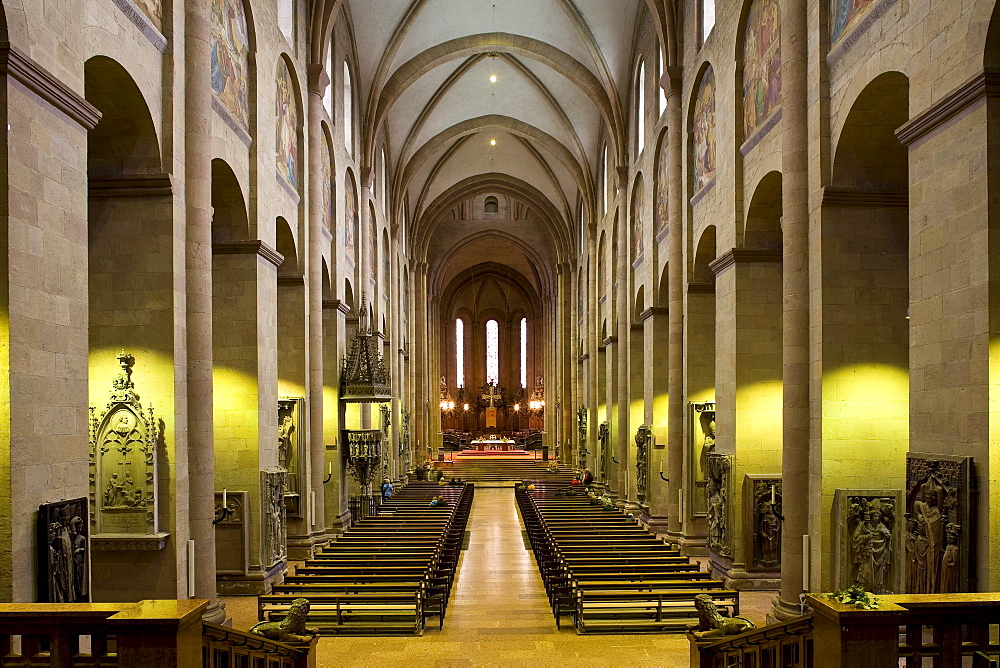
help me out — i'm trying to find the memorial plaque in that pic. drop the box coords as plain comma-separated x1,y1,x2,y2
38,497,90,603
833,489,903,594
744,475,782,571
215,490,249,576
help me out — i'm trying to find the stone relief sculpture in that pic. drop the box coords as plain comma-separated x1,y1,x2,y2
598,421,610,483
634,425,651,506
261,468,288,569
833,489,903,594
745,477,782,570
905,453,973,593
38,498,90,603
214,490,249,576
705,453,732,558
89,351,160,538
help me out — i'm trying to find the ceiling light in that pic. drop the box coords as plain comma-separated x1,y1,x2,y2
490,139,497,146
489,74,497,83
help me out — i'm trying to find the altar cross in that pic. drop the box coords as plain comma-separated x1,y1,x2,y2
482,384,502,407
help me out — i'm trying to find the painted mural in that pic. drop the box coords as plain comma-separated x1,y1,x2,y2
322,138,333,233
742,0,781,140
632,178,644,261
135,0,162,31
211,0,250,128
656,139,669,236
832,0,877,44
344,173,357,257
275,59,298,190
692,67,717,193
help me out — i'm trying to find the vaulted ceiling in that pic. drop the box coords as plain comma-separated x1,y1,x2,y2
319,0,656,298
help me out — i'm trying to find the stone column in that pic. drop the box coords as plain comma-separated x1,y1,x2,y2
184,0,224,623
323,299,351,533
664,66,684,542
642,306,669,532
773,0,810,620
306,65,329,546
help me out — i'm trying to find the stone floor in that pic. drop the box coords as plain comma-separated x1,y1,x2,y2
222,487,777,667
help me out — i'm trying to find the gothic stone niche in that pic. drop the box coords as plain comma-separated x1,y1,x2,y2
743,475,781,572
215,490,249,576
89,352,163,545
690,401,716,516
38,497,90,603
261,468,288,569
706,453,732,558
832,489,903,594
278,397,306,517
905,453,974,593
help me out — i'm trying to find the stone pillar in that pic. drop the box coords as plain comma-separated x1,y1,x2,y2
184,0,225,623
664,66,684,541
306,64,329,547
412,262,430,460
773,0,810,621
642,306,669,532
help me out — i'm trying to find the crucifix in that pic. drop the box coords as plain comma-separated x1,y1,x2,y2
482,383,502,407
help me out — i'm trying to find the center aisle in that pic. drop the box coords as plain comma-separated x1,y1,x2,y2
222,487,696,665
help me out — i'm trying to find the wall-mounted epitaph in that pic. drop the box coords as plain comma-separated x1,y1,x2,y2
261,468,288,569
905,453,973,593
89,352,162,545
634,425,651,506
215,490,249,576
744,476,782,571
833,489,903,594
598,422,610,483
38,498,90,603
706,453,733,558
278,398,306,517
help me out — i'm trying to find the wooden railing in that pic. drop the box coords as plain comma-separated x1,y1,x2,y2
0,599,315,668
691,593,1000,668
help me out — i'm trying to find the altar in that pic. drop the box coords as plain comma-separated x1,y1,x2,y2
470,438,517,452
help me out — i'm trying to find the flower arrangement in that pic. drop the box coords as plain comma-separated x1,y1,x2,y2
826,584,880,610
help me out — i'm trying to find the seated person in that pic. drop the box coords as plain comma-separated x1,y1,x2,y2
429,495,448,508
582,469,594,486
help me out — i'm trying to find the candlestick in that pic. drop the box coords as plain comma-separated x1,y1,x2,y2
770,484,776,505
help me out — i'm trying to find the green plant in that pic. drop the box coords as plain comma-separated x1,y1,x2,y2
826,584,880,610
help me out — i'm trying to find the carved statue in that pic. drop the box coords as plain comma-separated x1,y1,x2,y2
249,598,318,643
758,502,781,568
700,419,716,475
939,523,961,593
261,469,288,567
692,594,755,638
278,415,294,467
847,497,894,594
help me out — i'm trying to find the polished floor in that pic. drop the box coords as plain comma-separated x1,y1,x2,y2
223,487,776,667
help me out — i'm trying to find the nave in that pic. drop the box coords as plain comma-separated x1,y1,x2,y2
223,488,773,666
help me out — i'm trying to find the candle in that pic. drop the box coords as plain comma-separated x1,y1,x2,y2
222,488,227,508
328,462,333,476
770,484,776,505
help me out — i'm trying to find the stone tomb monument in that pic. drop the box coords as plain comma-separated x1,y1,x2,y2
832,489,903,594
905,453,974,593
743,475,782,573
705,452,733,559
37,497,90,603
214,490,250,576
261,468,288,569
89,351,167,550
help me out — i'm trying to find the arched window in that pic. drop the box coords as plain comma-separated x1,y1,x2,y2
701,0,716,45
485,319,499,385
456,318,465,388
380,148,387,214
324,49,333,117
600,144,608,216
484,196,499,214
278,0,293,44
520,317,527,388
637,61,645,156
343,61,353,155
658,48,667,117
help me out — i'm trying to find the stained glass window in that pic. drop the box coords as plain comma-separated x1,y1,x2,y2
637,61,645,155
520,318,527,388
702,0,716,44
658,49,667,117
456,319,465,387
486,319,499,385
324,50,333,117
344,61,353,155
601,144,608,216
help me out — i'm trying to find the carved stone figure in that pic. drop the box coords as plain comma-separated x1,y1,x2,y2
249,598,318,643
39,498,89,603
261,468,288,568
904,453,973,593
705,454,732,557
598,422,610,483
847,497,894,594
692,594,755,638
278,415,294,467
634,425,651,505
747,477,782,570
700,419,716,474
759,503,781,568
